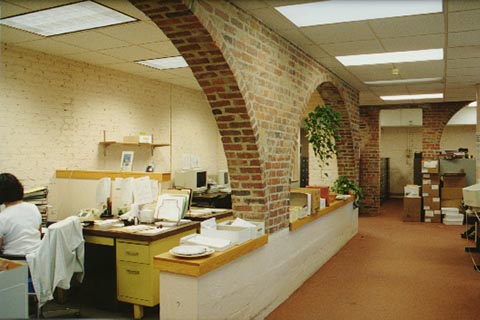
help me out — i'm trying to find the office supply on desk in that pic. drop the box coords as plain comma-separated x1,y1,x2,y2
180,234,233,251
169,245,214,258
174,168,208,193
77,208,100,222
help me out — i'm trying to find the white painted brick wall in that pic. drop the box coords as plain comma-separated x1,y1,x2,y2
0,43,226,211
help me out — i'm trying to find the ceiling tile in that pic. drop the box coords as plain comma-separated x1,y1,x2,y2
3,0,73,11
99,45,159,61
302,44,330,59
139,41,180,57
321,39,383,56
447,66,480,77
0,25,43,43
0,1,28,18
248,8,296,31
104,62,156,74
448,30,480,47
392,60,444,78
64,51,125,65
96,21,168,45
369,14,444,38
18,38,88,56
96,0,150,21
229,0,270,10
346,64,395,82
448,45,480,59
302,21,376,44
448,9,480,32
53,31,130,51
277,28,315,46
448,0,480,12
381,34,444,52
406,82,444,93
447,57,480,69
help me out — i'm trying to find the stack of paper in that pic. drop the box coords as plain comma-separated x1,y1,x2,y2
24,186,48,226
180,233,233,251
155,191,190,221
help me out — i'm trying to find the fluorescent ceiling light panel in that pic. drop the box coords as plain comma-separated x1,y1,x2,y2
0,1,136,36
336,49,443,66
381,93,443,101
468,101,477,107
365,77,443,86
137,56,188,70
275,0,442,27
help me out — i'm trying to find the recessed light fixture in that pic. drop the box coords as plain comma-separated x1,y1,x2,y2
275,0,442,27
468,101,477,107
137,56,188,70
0,0,136,36
337,49,443,66
365,77,443,86
381,93,443,101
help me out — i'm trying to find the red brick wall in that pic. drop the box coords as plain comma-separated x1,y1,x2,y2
360,103,466,215
130,0,360,232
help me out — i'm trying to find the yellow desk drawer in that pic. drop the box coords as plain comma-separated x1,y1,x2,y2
117,261,154,305
117,241,149,264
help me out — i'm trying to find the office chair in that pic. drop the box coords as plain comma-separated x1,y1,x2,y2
25,216,85,318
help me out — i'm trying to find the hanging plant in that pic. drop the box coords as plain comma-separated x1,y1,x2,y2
304,105,341,177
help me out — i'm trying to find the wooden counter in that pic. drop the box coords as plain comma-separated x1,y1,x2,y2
289,197,354,231
153,234,268,277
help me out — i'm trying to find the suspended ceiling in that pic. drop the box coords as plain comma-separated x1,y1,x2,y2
1,0,479,106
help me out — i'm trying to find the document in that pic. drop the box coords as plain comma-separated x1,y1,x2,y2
96,177,111,204
133,176,153,205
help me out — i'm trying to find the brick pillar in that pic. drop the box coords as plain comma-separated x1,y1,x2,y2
359,106,381,215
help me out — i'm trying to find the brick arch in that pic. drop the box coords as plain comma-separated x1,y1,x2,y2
317,81,358,183
422,103,466,159
129,0,266,222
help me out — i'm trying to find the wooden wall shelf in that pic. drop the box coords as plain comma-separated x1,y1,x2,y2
99,141,170,156
56,169,171,182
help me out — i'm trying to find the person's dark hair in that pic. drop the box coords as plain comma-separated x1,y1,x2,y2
0,173,24,204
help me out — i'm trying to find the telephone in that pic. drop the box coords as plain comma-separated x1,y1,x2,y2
77,208,100,222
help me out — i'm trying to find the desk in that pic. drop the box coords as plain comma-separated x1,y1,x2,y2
82,222,199,319
192,192,231,208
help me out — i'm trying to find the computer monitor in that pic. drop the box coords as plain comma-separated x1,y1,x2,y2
463,184,480,207
217,169,229,187
174,168,207,192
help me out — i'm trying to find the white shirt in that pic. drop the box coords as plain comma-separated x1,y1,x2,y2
0,202,42,255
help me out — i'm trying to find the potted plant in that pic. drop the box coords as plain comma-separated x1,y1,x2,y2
304,105,341,177
331,175,363,209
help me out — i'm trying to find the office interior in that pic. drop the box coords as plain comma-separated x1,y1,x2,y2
0,0,479,319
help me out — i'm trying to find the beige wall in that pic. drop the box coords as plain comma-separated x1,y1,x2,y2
380,127,423,196
0,43,226,213
381,125,476,196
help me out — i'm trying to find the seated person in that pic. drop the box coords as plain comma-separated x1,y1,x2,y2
0,173,42,256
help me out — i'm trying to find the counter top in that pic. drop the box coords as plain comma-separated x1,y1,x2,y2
153,234,268,277
82,221,199,242
289,197,354,231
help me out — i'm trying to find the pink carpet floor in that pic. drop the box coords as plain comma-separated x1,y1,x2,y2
266,199,480,320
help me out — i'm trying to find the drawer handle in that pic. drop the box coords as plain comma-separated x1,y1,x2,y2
126,251,139,256
126,269,140,275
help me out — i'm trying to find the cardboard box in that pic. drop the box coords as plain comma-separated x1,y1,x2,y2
306,185,330,206
291,187,320,214
201,225,251,244
422,184,439,197
424,215,441,223
442,174,466,187
422,173,440,185
421,160,439,174
123,135,139,143
403,196,422,222
219,219,265,239
404,185,421,197
441,187,463,200
440,199,462,210
423,197,441,210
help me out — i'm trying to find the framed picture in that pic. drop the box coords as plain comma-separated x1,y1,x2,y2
121,151,134,171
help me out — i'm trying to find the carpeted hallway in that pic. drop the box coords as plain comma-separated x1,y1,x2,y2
266,198,480,320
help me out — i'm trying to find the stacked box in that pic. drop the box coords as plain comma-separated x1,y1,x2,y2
441,173,466,210
403,196,422,222
421,160,441,223
290,187,321,215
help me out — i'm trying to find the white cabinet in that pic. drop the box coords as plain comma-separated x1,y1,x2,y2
380,109,422,127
